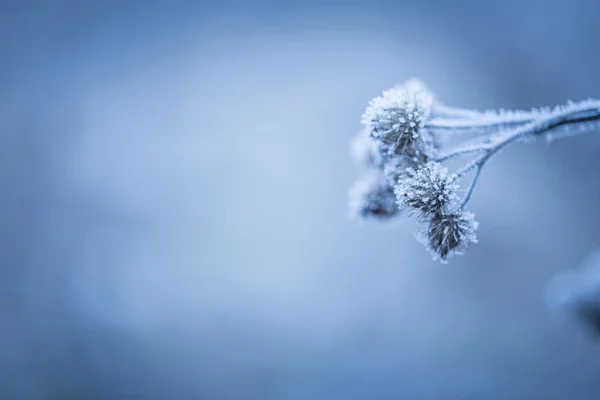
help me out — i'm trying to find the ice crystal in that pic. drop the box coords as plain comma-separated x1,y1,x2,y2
394,162,459,218
421,211,478,262
348,172,399,220
361,81,434,157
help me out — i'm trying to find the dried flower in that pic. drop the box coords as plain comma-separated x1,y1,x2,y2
394,162,459,218
421,211,478,262
350,79,600,263
349,172,399,220
361,81,434,157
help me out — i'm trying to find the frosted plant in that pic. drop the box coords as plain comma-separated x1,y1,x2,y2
361,80,436,159
349,79,600,262
394,161,459,219
420,211,478,262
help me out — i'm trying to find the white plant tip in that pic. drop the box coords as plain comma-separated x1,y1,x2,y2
361,80,434,156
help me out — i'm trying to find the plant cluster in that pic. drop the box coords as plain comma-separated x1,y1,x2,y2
350,79,600,262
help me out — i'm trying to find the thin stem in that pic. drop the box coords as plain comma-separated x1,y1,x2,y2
429,102,600,139
440,102,600,163
455,152,487,179
436,144,487,162
428,116,533,131
454,100,600,207
460,164,483,209
428,105,546,136
483,102,600,154
433,104,536,122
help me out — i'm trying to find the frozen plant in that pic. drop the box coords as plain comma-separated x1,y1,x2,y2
394,161,459,219
419,211,478,262
349,79,600,262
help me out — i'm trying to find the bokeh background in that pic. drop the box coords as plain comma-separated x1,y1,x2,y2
3,0,600,398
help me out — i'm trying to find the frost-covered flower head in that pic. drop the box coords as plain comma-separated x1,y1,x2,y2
421,211,478,262
361,79,434,156
348,172,399,220
394,161,459,218
547,252,600,335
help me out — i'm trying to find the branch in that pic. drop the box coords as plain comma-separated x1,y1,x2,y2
455,100,600,207
428,105,544,135
459,164,483,209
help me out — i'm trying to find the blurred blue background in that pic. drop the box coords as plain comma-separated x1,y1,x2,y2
3,0,600,398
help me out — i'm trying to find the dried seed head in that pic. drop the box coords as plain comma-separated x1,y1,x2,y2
421,211,478,263
349,172,399,220
394,162,459,218
361,80,434,157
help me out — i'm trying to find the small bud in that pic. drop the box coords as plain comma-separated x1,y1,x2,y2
421,211,479,262
349,172,399,220
361,80,434,156
394,162,459,218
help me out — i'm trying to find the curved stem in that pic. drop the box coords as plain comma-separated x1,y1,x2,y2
483,103,600,154
436,144,487,162
430,102,600,138
428,116,533,131
428,105,544,136
442,102,600,162
460,163,484,209
455,100,600,207
455,153,487,179
433,104,535,122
